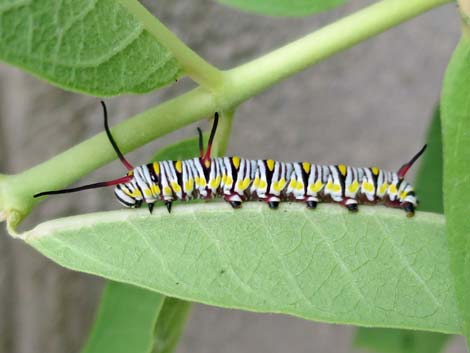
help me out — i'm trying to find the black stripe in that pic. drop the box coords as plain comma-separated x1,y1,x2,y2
263,160,275,191
147,163,159,184
335,165,346,197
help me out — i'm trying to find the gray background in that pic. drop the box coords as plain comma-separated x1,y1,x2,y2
0,0,464,352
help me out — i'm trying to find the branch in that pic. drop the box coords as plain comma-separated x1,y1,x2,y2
223,0,453,105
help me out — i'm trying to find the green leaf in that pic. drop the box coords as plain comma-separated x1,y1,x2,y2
80,281,165,353
353,328,449,353
21,205,459,334
354,108,451,353
0,0,182,95
213,0,346,17
441,35,470,345
152,298,191,353
80,281,190,353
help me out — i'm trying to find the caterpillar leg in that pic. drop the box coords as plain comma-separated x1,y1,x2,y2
165,201,172,213
263,195,280,210
386,200,415,217
306,201,317,209
268,201,280,209
305,197,319,209
147,203,155,214
224,193,243,209
403,202,415,218
340,198,359,212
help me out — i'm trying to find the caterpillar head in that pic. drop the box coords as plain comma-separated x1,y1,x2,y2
114,180,143,208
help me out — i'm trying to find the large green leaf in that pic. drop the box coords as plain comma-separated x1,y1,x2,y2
441,35,470,345
0,0,182,95
354,108,450,353
213,0,346,17
21,204,458,333
80,281,165,353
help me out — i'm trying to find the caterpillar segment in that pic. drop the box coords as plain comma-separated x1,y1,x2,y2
34,103,426,217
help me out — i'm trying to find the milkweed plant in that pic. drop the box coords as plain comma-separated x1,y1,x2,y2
0,0,468,353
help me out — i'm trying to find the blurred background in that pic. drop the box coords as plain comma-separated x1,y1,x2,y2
0,0,462,352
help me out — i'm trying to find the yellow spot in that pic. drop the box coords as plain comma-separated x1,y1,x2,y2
185,180,193,191
389,184,398,195
302,162,311,174
204,159,211,168
259,180,267,189
175,160,182,173
225,175,233,186
266,159,275,172
242,177,251,190
151,184,160,195
196,177,206,187
348,180,359,194
362,181,374,193
163,186,172,195
338,164,347,176
327,181,341,193
144,188,152,197
253,177,260,188
273,178,286,192
123,188,133,197
372,167,379,175
296,181,304,191
152,162,160,174
210,176,221,189
171,182,182,193
232,156,240,169
289,179,297,189
309,180,323,193
127,170,134,177
400,191,408,200
379,183,388,194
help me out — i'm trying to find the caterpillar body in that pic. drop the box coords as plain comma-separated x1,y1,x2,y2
34,102,426,217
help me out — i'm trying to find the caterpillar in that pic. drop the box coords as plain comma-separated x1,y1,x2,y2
34,102,426,217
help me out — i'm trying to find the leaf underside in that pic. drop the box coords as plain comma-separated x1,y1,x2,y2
214,0,346,17
22,204,459,334
0,0,182,95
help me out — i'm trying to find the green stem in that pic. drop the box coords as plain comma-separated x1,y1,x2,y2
222,0,453,105
0,0,451,229
118,0,223,89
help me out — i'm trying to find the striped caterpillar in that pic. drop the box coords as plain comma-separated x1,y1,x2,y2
34,102,426,217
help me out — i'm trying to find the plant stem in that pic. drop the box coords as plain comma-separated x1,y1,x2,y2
0,0,452,228
117,0,224,89
223,0,453,105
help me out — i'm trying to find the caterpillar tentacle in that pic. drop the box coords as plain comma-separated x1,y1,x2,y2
113,157,419,216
